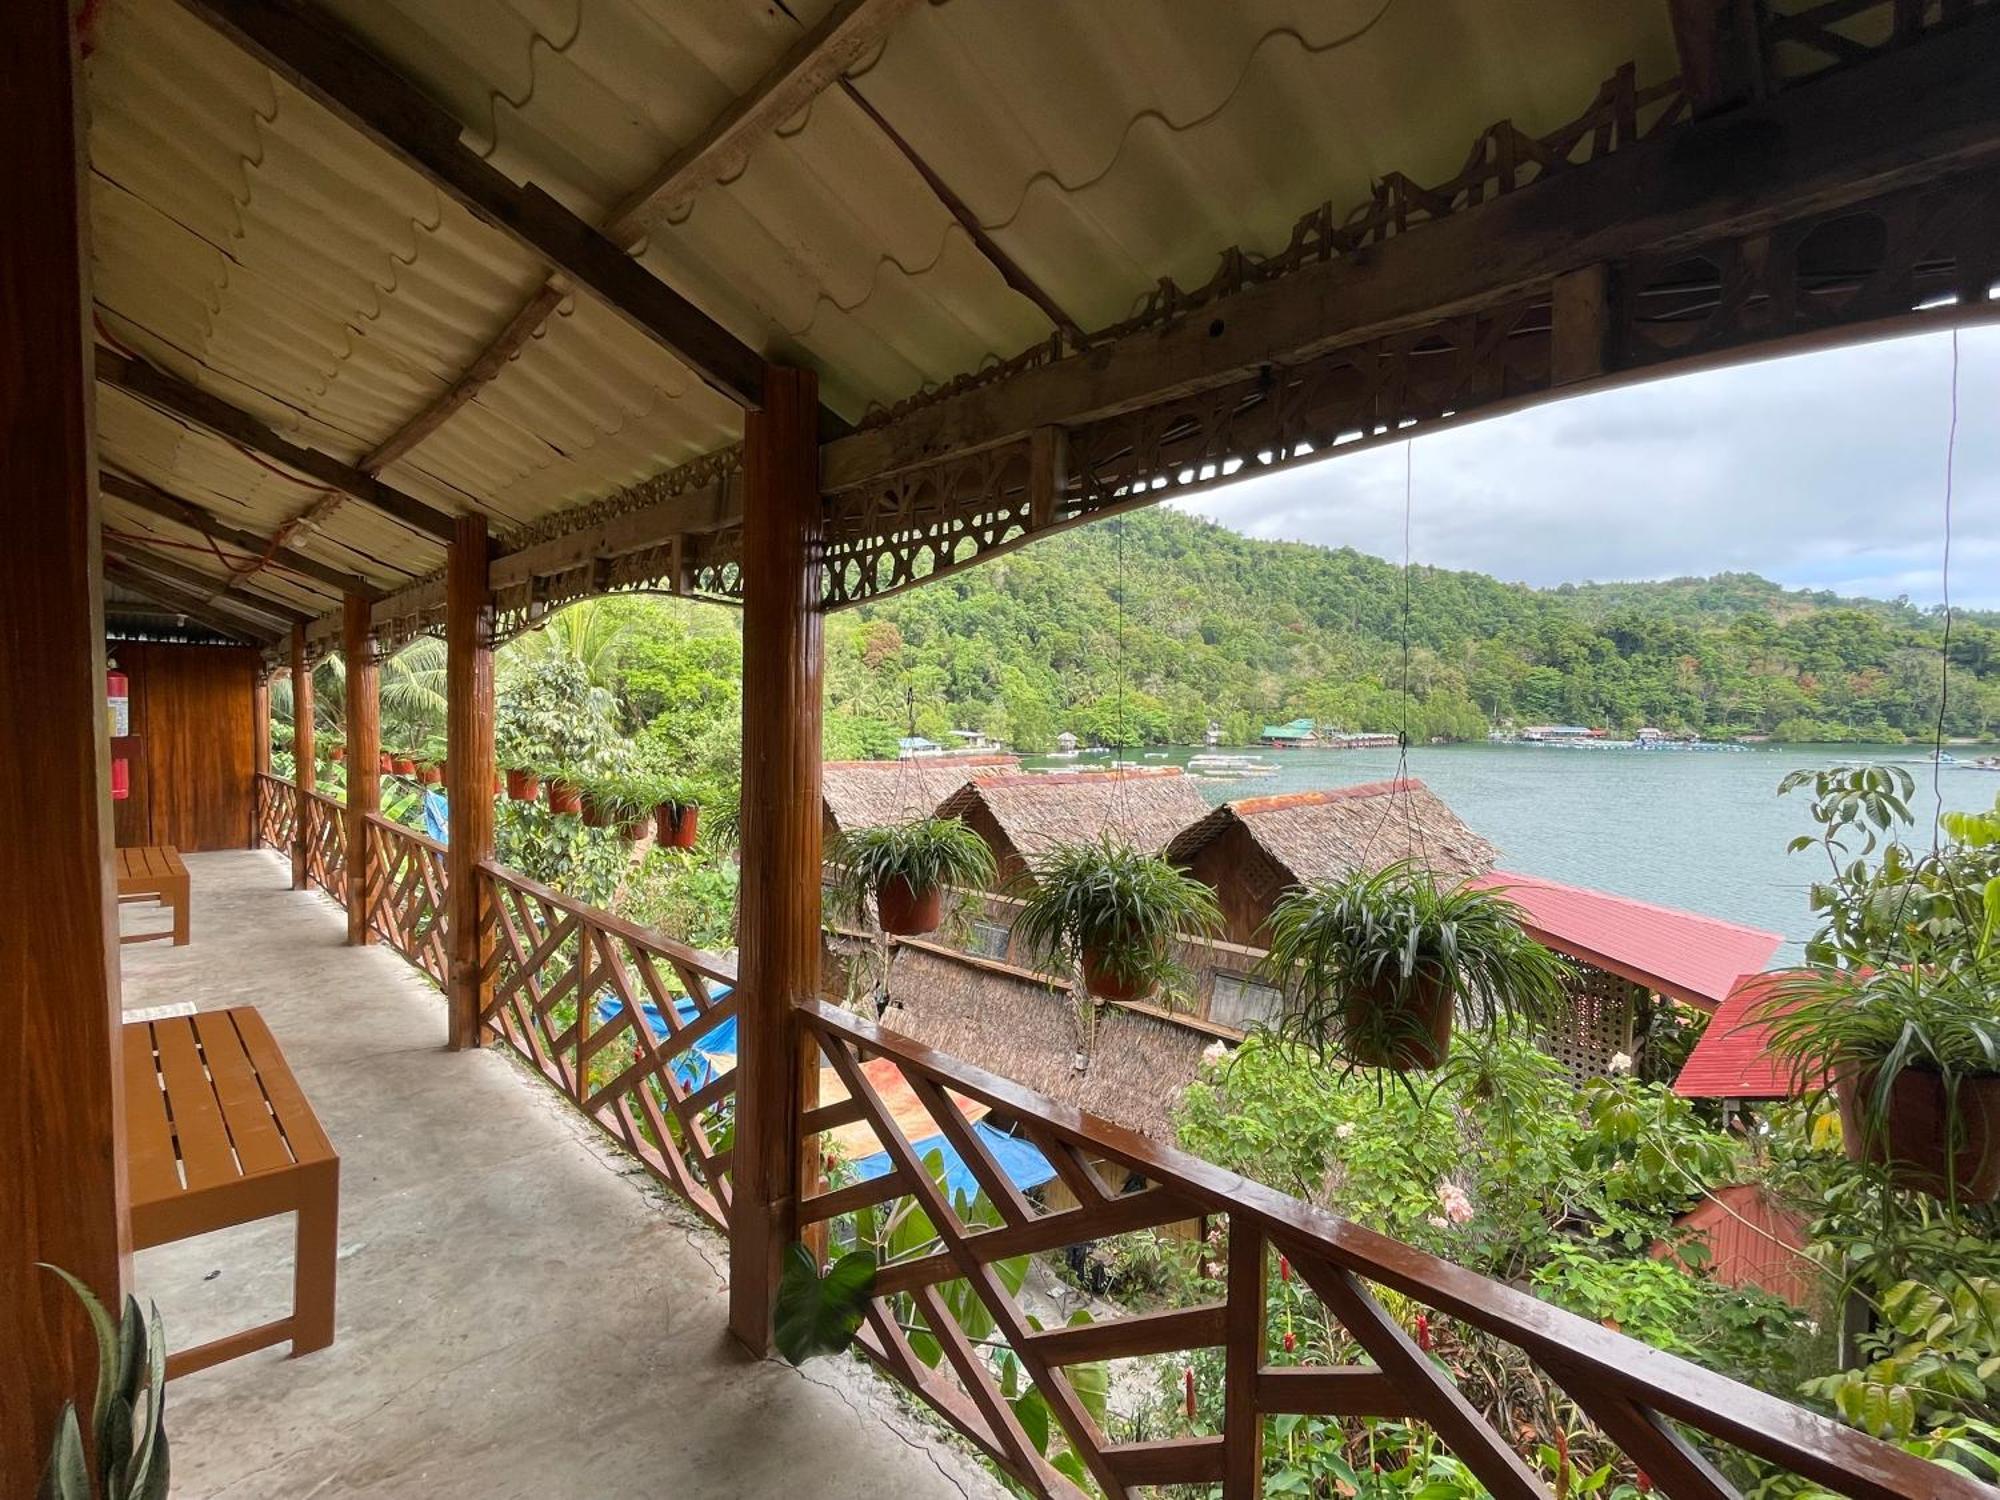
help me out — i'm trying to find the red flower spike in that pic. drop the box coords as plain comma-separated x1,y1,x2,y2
1414,1313,1431,1352
1278,1254,1290,1284
1183,1365,1197,1420
1282,1330,1296,1353
1635,1473,1653,1495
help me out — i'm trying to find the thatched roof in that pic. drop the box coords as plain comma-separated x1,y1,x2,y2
1163,779,1498,885
822,756,1021,839
937,768,1213,864
876,942,1212,1143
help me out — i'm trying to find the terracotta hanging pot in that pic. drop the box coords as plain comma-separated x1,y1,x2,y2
379,752,393,774
876,876,942,937
393,754,417,776
330,746,345,763
505,768,540,802
1837,1064,2000,1203
617,814,651,843
492,772,505,796
656,801,700,849
1338,974,1454,1071
420,763,442,786
547,778,583,816
1081,945,1154,1004
581,794,610,829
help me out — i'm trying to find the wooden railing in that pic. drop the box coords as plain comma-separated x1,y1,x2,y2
298,788,346,902
797,1000,1982,1500
476,860,738,1231
245,782,1962,1498
254,771,297,851
363,814,447,986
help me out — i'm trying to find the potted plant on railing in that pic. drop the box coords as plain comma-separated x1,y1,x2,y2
545,765,585,817
830,816,997,938
1011,835,1221,1003
1259,861,1570,1072
654,780,703,850
1763,962,2000,1203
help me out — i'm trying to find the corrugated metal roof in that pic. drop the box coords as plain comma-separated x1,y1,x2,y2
1475,871,1784,1011
84,0,1679,591
1673,972,1811,1100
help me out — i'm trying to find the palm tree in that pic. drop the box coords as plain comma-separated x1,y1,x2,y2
504,600,629,696
268,639,446,750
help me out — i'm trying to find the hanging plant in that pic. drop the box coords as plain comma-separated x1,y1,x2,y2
830,816,997,937
1260,862,1569,1072
652,780,704,850
1762,962,2000,1203
582,772,658,842
545,768,585,818
504,766,541,803
1011,835,1220,1002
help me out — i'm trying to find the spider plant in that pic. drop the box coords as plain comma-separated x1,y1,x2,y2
1760,960,2000,1202
1260,861,1569,1072
1010,835,1220,1001
829,816,997,937
583,771,660,840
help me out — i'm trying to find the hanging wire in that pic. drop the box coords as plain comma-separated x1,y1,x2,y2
1359,438,1427,868
1110,513,1136,841
1930,328,1959,847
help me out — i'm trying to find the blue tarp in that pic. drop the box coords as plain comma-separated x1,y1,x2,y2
851,1121,1058,1201
422,789,449,843
591,988,737,1090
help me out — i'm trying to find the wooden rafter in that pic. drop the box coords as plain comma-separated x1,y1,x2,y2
171,0,772,414
836,77,1086,346
821,11,2000,490
356,0,906,482
1667,0,1767,116
102,556,284,643
94,348,460,544
100,470,383,599
100,536,313,627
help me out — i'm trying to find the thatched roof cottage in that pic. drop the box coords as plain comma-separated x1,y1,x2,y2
1162,779,1499,948
936,768,1216,886
820,755,1021,843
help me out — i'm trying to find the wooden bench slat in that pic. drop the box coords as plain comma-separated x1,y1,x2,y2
231,1008,334,1166
122,1024,182,1206
153,1020,237,1192
193,1010,292,1177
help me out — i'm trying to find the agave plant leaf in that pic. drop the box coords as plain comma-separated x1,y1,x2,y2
40,1266,118,1438
37,1406,88,1500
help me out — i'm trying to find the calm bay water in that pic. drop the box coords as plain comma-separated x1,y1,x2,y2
1021,742,2000,960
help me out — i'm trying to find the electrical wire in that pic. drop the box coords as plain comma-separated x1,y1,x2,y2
1931,329,1959,846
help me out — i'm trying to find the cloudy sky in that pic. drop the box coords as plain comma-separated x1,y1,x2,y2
1170,323,2000,609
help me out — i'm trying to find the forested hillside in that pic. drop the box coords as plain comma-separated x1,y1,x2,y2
815,508,1999,752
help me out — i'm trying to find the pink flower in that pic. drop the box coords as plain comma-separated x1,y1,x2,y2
1427,1214,1450,1230
1435,1180,1474,1225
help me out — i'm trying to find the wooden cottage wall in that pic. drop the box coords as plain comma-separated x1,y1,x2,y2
109,641,258,852
1183,821,1290,949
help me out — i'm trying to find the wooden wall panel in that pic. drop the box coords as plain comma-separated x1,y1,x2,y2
110,642,258,851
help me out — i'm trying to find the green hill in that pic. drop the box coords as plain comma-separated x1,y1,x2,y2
819,507,2000,752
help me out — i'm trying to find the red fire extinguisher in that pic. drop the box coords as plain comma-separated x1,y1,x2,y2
107,660,131,801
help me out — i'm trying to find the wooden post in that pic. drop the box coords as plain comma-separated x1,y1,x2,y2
446,513,495,1050
252,670,271,776
729,366,826,1355
343,594,379,943
290,622,314,890
0,1,132,1489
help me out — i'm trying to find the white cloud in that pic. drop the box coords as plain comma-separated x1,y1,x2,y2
1171,325,2000,608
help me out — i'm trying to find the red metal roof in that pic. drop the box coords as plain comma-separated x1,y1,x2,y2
1471,870,1784,1011
1673,972,1807,1101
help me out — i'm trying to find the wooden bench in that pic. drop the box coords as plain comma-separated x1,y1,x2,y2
124,1006,339,1379
117,844,190,946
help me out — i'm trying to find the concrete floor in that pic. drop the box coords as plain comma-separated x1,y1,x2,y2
122,850,1005,1500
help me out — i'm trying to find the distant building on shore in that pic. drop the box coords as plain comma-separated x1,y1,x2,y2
1259,718,1318,748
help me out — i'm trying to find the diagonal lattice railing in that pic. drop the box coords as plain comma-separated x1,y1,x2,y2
796,999,1983,1500
299,789,346,903
254,771,297,852
477,861,737,1230
363,814,447,986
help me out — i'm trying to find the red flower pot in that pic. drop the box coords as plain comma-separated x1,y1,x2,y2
581,795,610,829
655,802,700,849
330,747,345,763
393,755,417,776
1838,1065,2000,1203
1081,945,1154,1004
493,773,505,796
547,778,583,816
876,876,942,937
378,753,393,774
505,768,540,802
420,764,442,786
618,816,650,843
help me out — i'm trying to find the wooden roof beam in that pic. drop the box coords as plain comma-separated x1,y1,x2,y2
95,347,460,545
100,535,313,627
173,0,773,415
102,555,287,643
100,469,384,599
357,1,904,477
1667,0,1766,118
822,11,2000,491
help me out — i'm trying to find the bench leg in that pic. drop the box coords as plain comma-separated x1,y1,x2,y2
171,875,190,945
291,1159,339,1358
